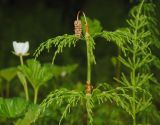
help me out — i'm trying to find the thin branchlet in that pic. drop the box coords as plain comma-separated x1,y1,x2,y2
34,34,78,64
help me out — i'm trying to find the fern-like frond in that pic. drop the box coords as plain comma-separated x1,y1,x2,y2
34,34,78,64
141,3,160,48
59,91,84,125
35,89,84,124
93,85,135,118
95,28,130,53
85,94,94,125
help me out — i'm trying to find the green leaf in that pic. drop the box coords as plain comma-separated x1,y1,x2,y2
17,71,27,87
15,104,39,125
19,59,54,90
0,67,17,82
0,97,29,118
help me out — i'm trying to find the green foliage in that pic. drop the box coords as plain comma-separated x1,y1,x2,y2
33,16,97,85
95,28,129,53
0,97,29,118
0,67,18,98
39,89,84,124
107,0,154,124
31,83,135,125
33,17,98,66
91,1,157,125
136,104,160,125
19,59,53,91
19,59,54,103
17,71,27,87
34,34,78,64
15,104,39,125
136,2,160,48
17,71,29,101
153,56,160,69
0,67,17,82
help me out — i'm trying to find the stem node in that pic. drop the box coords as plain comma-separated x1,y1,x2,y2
85,82,93,94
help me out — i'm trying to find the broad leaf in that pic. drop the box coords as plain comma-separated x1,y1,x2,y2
0,67,17,82
17,71,27,87
15,105,39,125
19,59,54,90
0,97,29,118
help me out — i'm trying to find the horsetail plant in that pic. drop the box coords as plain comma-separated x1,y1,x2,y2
96,0,154,125
33,11,133,125
119,1,153,125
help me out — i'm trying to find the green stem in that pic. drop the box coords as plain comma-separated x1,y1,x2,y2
132,69,136,125
83,11,91,85
132,46,136,125
24,82,29,101
131,1,144,125
34,88,39,104
133,118,136,125
86,35,91,84
19,55,29,101
20,55,24,65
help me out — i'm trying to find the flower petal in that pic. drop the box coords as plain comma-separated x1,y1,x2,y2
12,41,29,55
21,41,29,54
13,41,20,54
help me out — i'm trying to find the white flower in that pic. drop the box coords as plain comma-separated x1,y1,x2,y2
13,41,29,56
